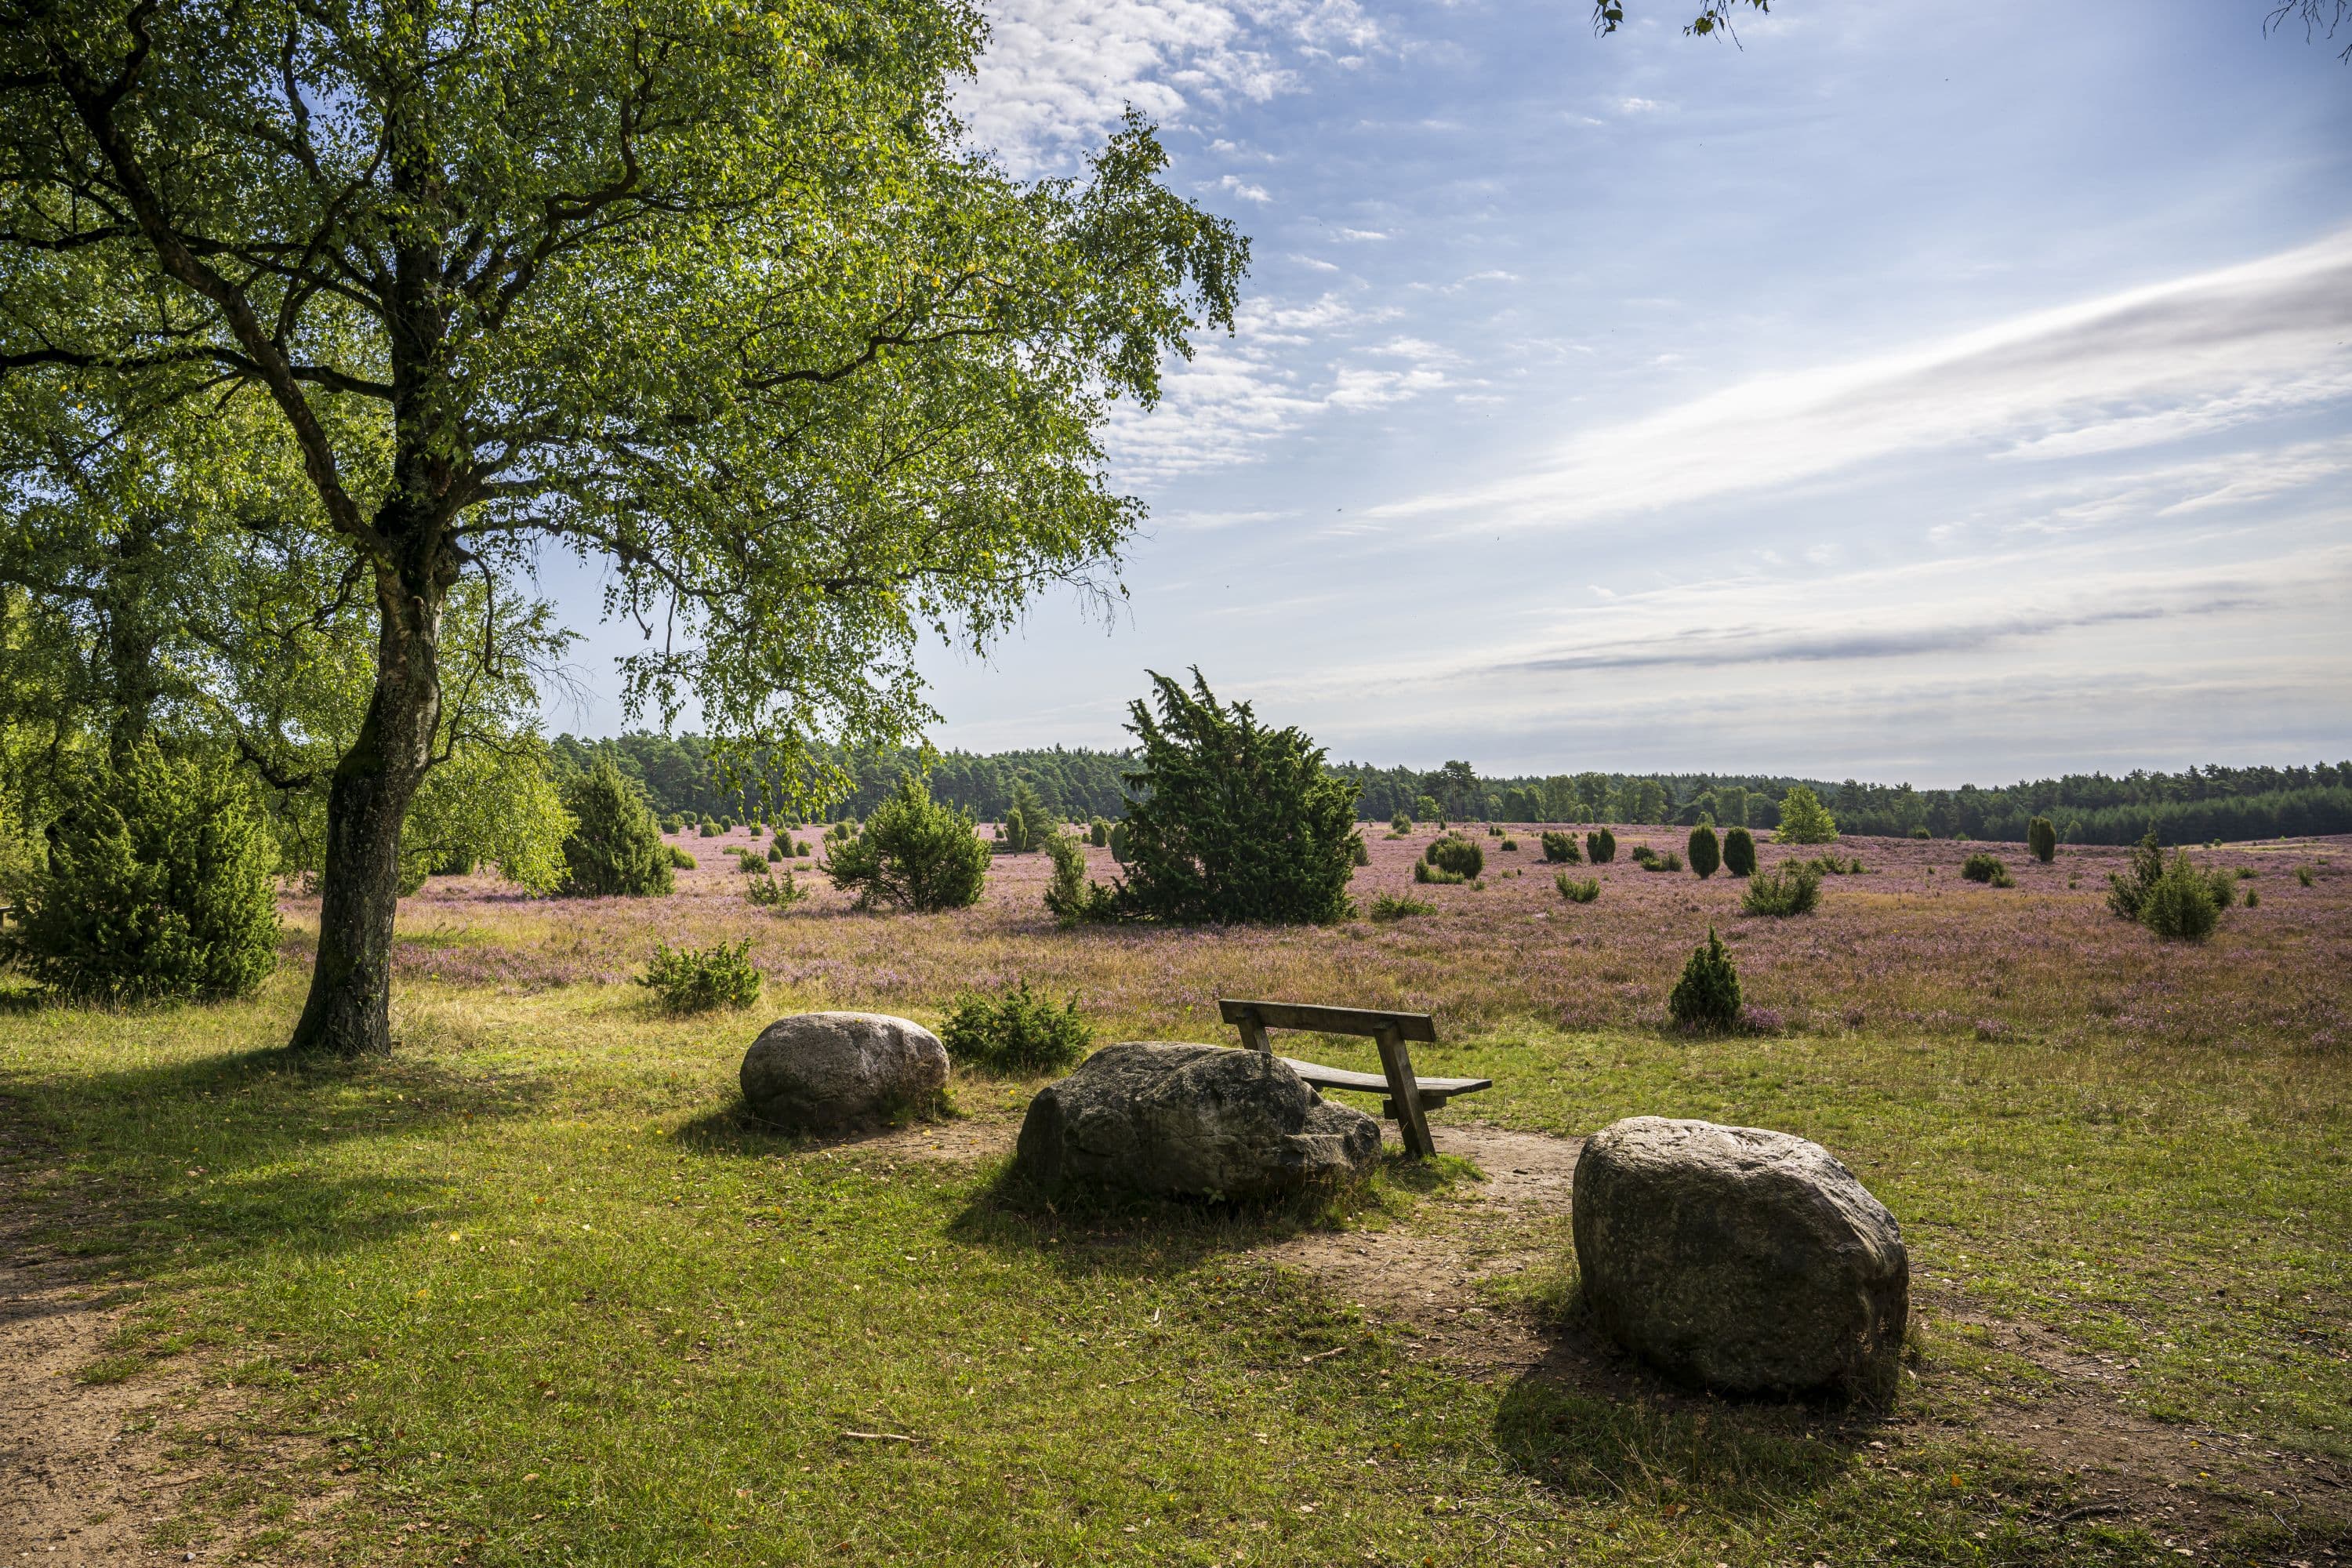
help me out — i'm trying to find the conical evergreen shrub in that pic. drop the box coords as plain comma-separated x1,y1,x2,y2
1667,927,1741,1031
1722,826,1757,877
2027,816,2057,863
4,744,280,1001
1688,824,1721,879
560,760,674,896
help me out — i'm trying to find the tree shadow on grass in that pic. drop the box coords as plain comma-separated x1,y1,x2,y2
0,1038,552,1279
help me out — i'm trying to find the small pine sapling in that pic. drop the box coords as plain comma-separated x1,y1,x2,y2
1667,927,1742,1032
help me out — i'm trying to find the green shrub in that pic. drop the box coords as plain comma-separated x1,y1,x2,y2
1688,824,1720,879
1636,848,1682,873
1772,786,1838,844
1414,794,1439,822
1090,817,1112,848
1370,891,1437,921
2245,887,2259,908
1391,811,1413,834
745,868,806,912
1351,832,1371,866
1425,833,1484,878
822,776,991,913
557,760,673,897
1043,831,1116,927
699,819,717,838
662,815,685,835
1555,873,1599,904
2140,851,2223,941
734,848,769,873
1485,823,1502,837
1108,820,1129,863
939,981,1091,1075
1740,863,1822,917
795,839,812,858
2298,865,2315,887
767,844,784,862
2027,816,2057,863
3,745,281,1003
2203,867,2237,910
1961,852,2005,884
636,939,761,1012
1910,825,1932,840
1539,830,1581,864
1109,673,1361,924
668,845,697,869
1586,828,1616,864
1722,826,1756,878
996,779,1048,855
1667,927,1741,1031
1498,837,1518,852
2105,832,2165,921
1414,859,1465,885
1803,854,1866,875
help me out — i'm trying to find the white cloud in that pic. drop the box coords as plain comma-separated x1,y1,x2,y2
1214,174,1273,203
957,0,1381,172
1365,230,2352,533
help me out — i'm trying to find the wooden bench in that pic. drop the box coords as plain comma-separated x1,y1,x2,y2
1217,998,1490,1159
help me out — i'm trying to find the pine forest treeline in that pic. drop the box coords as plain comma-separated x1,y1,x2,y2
550,735,2352,846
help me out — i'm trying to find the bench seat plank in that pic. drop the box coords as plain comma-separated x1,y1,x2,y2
1220,998,1438,1044
1278,1057,1491,1098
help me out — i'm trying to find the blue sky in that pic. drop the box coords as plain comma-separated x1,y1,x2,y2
548,0,2352,786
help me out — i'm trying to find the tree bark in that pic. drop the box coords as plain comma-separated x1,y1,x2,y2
287,544,446,1057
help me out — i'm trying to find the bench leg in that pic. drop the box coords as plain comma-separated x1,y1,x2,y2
1374,1022,1435,1159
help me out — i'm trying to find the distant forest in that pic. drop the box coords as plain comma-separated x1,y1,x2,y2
548,734,2352,847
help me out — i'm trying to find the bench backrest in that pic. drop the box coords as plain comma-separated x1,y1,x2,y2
1216,998,1437,1046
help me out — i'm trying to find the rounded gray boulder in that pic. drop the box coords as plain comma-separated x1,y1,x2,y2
1572,1116,1908,1399
740,1011,949,1132
1015,1042,1381,1200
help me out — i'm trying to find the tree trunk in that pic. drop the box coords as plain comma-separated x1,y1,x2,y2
288,551,445,1058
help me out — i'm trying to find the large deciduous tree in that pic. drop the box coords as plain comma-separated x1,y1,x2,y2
0,0,1245,1054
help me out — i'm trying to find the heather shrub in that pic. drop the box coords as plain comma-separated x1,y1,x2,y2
940,981,1091,1075
1370,891,1437,921
1586,827,1616,864
2027,816,2057,863
1667,927,1741,1031
560,760,674,897
668,845,697,869
822,776,990,912
2140,851,2223,941
1773,785,1838,844
1961,852,2005,884
1722,826,1756,877
1555,873,1599,904
1540,830,1581,864
745,868,806,911
3,745,281,1003
1111,672,1359,925
1688,824,1720,879
636,939,761,1012
1424,833,1484,878
1741,862,1822,917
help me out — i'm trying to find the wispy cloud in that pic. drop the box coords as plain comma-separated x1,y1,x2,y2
957,0,1381,173
1366,231,2352,533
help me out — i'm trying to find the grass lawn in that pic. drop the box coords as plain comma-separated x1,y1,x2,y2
3,830,2347,1566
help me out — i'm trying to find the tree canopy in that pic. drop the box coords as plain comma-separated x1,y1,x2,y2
2,0,1247,1053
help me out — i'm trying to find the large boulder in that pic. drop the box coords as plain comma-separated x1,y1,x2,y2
740,1011,949,1132
1015,1043,1381,1200
1572,1116,1908,1399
